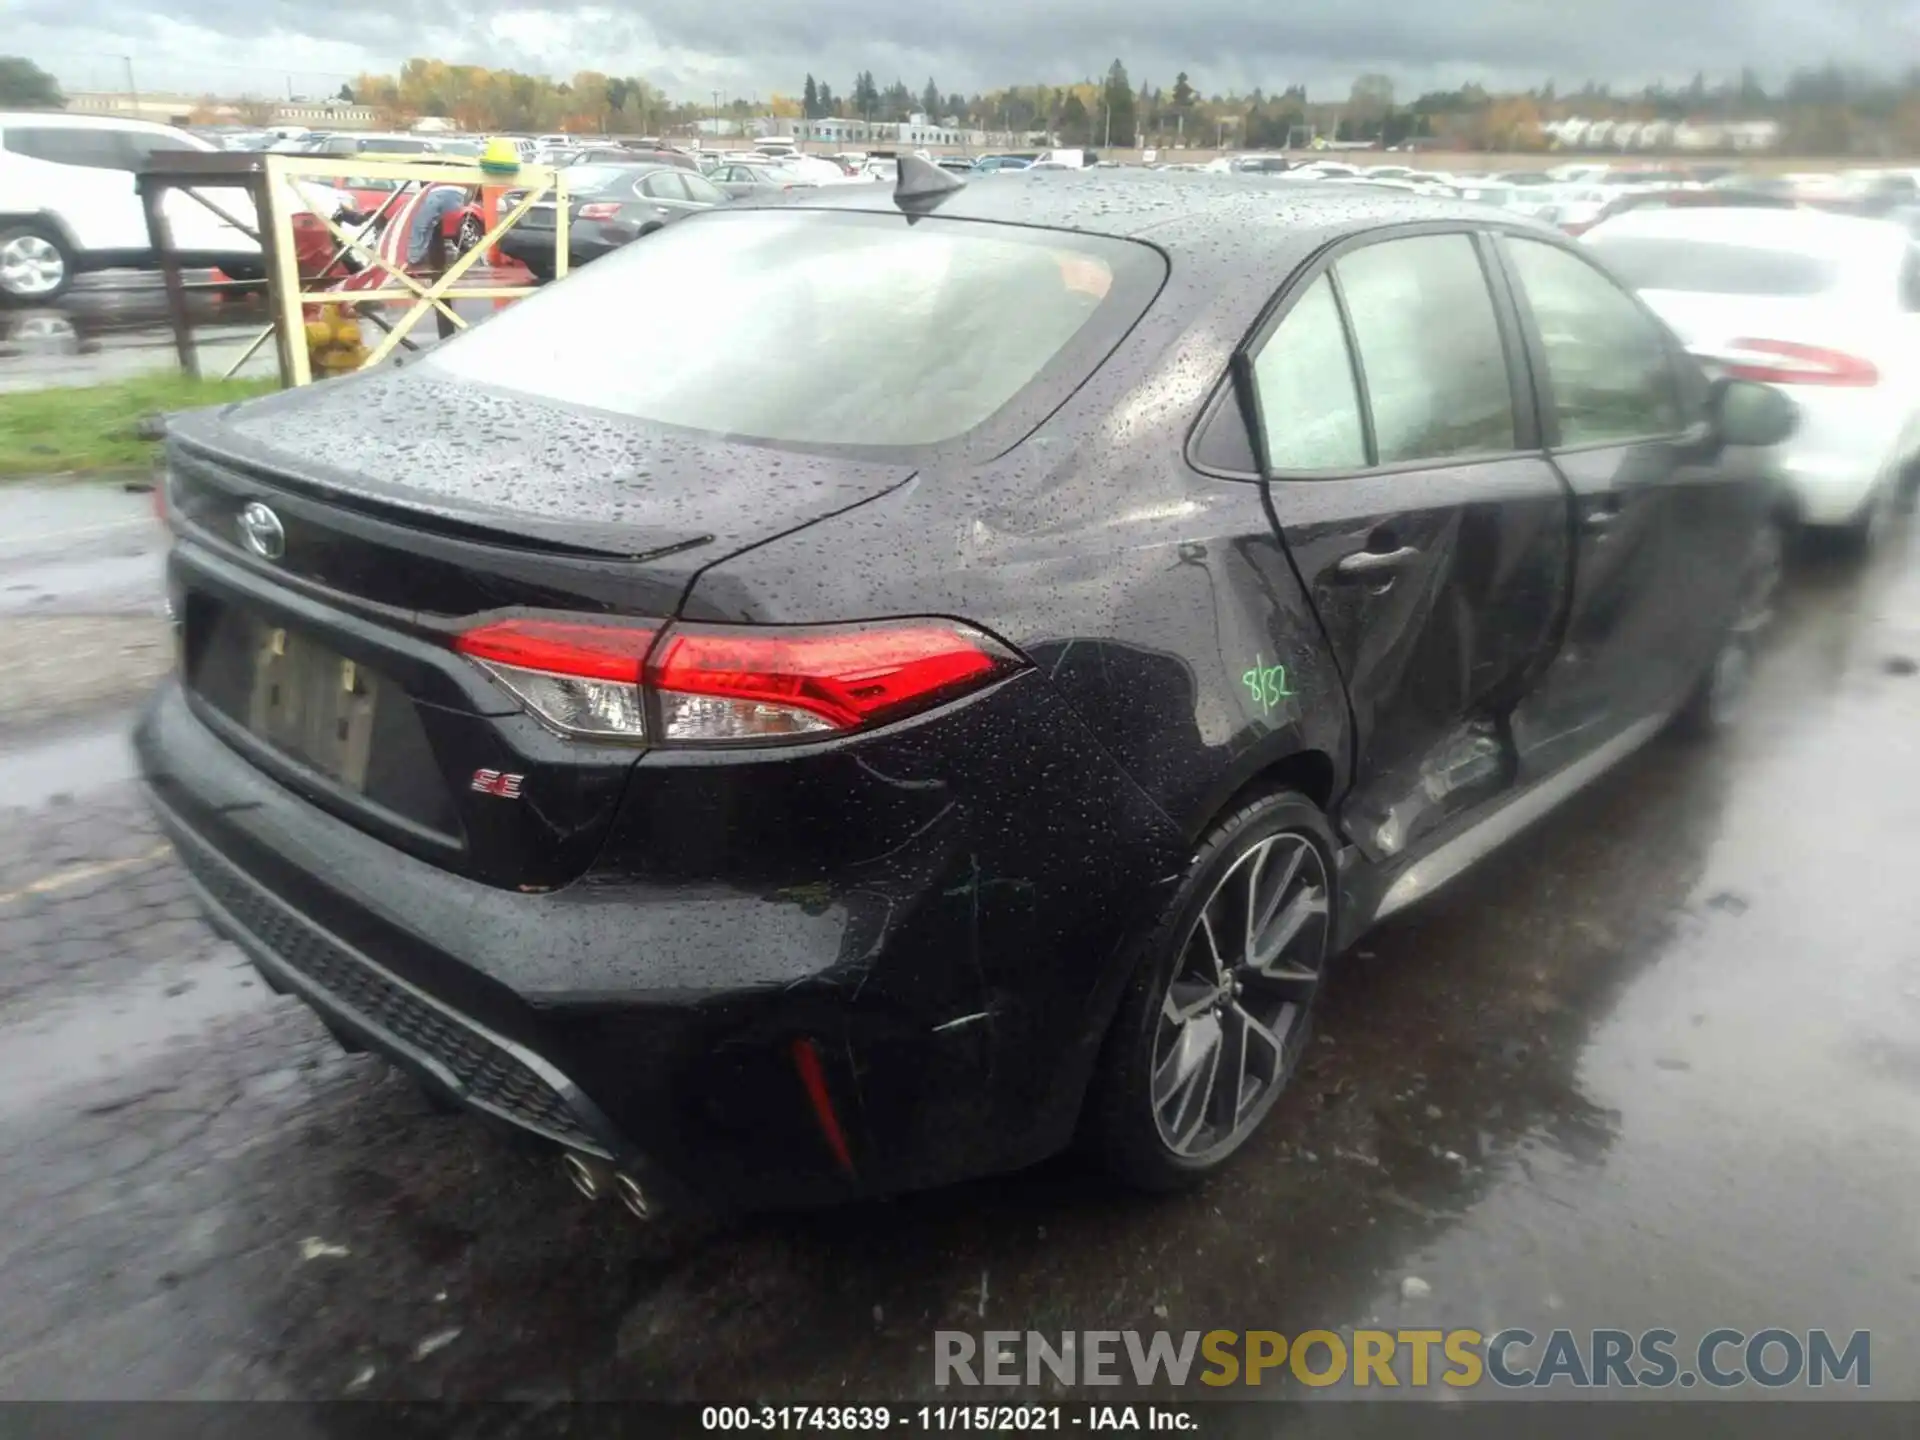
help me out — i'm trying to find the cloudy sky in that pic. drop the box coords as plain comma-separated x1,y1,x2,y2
14,0,1920,105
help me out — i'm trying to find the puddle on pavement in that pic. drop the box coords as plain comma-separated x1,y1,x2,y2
0,952,268,1120
0,722,139,810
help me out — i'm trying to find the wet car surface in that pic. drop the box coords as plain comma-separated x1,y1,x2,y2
1,477,1915,1398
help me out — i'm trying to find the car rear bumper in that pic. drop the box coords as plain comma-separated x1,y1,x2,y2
135,672,1186,1210
1762,386,1917,527
496,226,624,271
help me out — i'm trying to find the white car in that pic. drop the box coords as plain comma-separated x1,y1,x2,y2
771,154,856,186
0,111,262,303
1585,207,1920,546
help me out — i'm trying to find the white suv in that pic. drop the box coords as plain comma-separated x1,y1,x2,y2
0,112,263,303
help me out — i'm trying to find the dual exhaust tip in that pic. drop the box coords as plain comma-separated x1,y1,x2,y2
562,1151,650,1220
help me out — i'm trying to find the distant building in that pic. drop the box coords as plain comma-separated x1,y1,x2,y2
274,100,377,130
763,116,987,148
65,91,378,131
66,91,197,125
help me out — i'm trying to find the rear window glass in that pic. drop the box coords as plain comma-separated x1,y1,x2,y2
1586,235,1840,295
423,210,1162,451
567,165,636,194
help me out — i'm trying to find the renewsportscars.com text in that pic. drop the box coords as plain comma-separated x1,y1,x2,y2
934,1328,1870,1390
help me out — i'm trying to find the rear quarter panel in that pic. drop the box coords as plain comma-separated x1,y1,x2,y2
683,253,1352,846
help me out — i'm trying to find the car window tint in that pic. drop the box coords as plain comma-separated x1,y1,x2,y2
1507,237,1683,446
1249,275,1367,471
683,174,726,205
1334,234,1516,464
3,127,130,169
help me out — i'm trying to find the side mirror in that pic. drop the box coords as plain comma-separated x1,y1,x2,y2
1712,377,1798,448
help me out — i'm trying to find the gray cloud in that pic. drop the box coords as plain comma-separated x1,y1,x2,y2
20,0,1920,101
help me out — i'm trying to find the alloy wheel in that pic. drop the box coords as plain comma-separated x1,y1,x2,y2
1150,831,1330,1161
0,235,65,299
456,216,483,252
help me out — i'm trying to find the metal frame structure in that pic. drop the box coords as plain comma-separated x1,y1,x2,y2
137,150,568,387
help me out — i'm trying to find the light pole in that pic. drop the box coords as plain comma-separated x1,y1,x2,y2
711,88,722,142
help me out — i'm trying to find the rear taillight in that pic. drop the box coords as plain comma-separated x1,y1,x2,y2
453,617,1020,745
455,619,657,740
1721,338,1879,388
576,202,622,221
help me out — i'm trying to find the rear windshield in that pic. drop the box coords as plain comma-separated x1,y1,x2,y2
566,165,636,194
1587,235,1841,295
422,209,1162,452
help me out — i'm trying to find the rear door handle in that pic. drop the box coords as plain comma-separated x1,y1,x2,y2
1583,497,1625,533
1333,544,1422,580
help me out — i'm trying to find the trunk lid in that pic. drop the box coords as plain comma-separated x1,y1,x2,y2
165,373,913,890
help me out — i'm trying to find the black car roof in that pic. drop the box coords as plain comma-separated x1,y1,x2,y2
748,172,1532,262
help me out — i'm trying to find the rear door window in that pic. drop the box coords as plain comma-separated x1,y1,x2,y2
642,172,689,201
1247,276,1368,471
1506,237,1683,446
1332,233,1518,464
683,174,726,205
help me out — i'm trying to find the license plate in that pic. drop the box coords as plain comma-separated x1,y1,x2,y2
243,621,380,790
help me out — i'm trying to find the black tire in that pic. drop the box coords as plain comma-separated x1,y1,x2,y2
1830,481,1892,559
1084,789,1337,1191
0,223,74,306
1674,518,1784,738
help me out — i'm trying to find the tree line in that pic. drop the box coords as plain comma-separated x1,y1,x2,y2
7,50,1920,156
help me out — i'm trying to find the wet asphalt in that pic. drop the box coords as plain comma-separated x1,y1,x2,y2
0,481,1916,1402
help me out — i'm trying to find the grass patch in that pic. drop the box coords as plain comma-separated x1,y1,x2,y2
0,373,279,478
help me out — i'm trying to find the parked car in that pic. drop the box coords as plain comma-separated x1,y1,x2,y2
306,133,439,157
706,162,805,199
568,147,697,172
139,172,1793,1215
971,155,1033,172
773,154,859,187
1228,155,1295,175
1537,185,1617,233
1592,187,1796,225
1585,206,1920,550
0,111,263,302
496,163,728,278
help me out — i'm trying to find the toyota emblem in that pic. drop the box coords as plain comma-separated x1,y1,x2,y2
238,502,285,560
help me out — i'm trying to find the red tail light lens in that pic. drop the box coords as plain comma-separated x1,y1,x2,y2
453,617,1020,745
455,619,656,740
1722,338,1879,388
648,620,1019,742
576,202,622,221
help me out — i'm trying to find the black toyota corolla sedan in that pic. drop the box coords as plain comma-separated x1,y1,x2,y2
136,166,1794,1215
